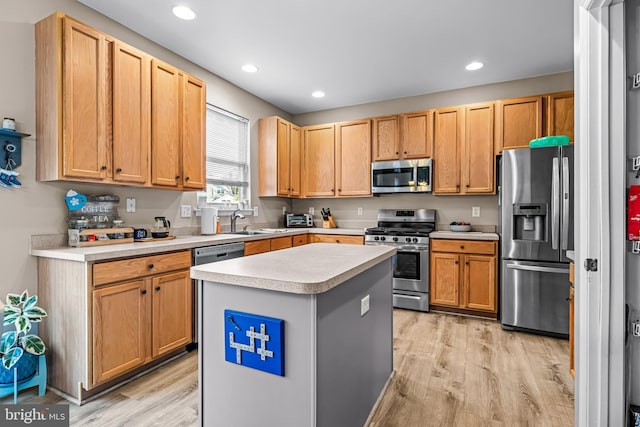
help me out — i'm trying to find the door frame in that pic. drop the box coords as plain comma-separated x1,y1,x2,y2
575,0,626,425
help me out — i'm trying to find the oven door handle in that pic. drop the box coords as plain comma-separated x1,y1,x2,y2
394,294,422,301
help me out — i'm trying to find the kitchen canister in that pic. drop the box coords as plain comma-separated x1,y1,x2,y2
201,206,218,235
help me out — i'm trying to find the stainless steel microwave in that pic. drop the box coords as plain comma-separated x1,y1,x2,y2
371,158,432,193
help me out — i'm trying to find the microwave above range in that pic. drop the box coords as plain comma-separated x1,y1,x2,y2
371,158,432,194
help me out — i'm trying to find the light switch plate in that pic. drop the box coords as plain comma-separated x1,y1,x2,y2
253,206,259,217
357,207,363,216
180,205,192,218
361,295,370,316
472,206,480,217
309,207,315,215
126,197,136,213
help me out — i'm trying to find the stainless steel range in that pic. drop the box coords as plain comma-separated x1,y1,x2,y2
365,209,435,312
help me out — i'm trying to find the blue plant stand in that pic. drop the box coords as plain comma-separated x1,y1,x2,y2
0,355,47,403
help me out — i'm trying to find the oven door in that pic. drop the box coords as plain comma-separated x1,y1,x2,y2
392,246,429,293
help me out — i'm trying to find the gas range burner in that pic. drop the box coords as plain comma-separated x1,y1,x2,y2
364,227,433,237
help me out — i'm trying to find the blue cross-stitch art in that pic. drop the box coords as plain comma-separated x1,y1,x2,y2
224,309,284,376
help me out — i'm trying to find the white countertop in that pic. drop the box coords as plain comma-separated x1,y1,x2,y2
430,231,499,241
190,243,395,295
30,228,365,262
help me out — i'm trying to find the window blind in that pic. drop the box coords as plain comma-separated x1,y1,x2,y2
205,104,249,188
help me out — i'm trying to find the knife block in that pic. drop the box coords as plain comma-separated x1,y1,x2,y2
322,215,337,229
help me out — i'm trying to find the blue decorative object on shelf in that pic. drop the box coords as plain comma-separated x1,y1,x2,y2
224,310,284,376
0,354,47,404
0,128,29,169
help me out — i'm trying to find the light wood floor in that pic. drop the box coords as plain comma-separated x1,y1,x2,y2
1,310,574,426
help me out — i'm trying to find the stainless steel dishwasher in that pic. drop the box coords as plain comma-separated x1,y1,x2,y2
192,242,245,345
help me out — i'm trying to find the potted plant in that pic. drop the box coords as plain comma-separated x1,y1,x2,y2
0,290,47,383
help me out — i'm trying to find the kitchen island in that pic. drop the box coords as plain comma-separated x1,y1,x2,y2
190,243,396,427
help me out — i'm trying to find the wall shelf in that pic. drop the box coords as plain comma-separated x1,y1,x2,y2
0,128,30,169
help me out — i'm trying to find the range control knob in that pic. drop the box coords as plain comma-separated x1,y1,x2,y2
392,237,398,242
374,236,379,241
413,238,419,243
405,237,411,243
380,236,386,241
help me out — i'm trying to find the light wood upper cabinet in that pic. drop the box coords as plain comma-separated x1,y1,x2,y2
400,110,434,159
433,107,462,194
35,12,205,190
258,116,301,197
336,119,372,197
495,95,543,153
546,90,574,142
372,116,400,161
112,40,150,184
463,102,495,193
304,124,336,197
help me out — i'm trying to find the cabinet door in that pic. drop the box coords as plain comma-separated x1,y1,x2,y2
372,116,400,161
546,91,574,142
276,119,291,196
289,124,302,197
463,102,495,194
151,271,192,358
63,17,108,179
304,124,336,197
433,107,462,194
462,254,496,312
293,234,308,246
400,110,433,159
429,252,460,307
151,59,182,187
310,234,364,245
496,96,543,153
336,119,372,197
270,236,293,251
182,74,206,189
245,239,271,256
112,40,150,184
93,280,150,384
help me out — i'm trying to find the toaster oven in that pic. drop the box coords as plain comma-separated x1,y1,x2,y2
286,213,313,228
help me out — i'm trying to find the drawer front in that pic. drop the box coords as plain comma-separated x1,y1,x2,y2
244,239,271,256
293,234,308,246
270,236,293,251
311,234,364,245
431,239,496,255
93,250,191,286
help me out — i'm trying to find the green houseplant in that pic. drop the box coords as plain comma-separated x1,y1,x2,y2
0,290,47,374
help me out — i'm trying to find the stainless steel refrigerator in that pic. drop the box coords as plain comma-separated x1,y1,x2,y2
500,145,573,336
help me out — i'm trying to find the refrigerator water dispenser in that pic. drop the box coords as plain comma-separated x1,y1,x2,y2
512,203,547,241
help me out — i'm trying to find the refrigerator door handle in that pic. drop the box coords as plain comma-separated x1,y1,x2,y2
552,157,560,250
506,264,570,274
561,156,570,250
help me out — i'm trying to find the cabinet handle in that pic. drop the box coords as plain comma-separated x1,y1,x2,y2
338,189,342,192
101,165,107,171
155,286,161,291
185,176,190,181
465,261,469,265
455,261,459,265
336,240,341,243
148,263,154,269
331,189,334,192
395,151,399,155
141,290,147,295
175,175,181,180
404,151,407,154
116,167,122,173
460,246,464,249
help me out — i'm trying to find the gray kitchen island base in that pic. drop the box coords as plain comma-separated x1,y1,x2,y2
198,255,393,427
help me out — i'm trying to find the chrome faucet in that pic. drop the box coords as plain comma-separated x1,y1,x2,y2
230,210,246,233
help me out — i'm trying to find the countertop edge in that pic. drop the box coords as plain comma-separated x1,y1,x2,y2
191,245,396,295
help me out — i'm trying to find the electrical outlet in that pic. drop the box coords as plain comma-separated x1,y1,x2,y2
361,295,370,316
309,207,315,215
126,198,136,213
282,206,287,215
180,205,192,218
472,206,481,217
253,206,259,217
357,207,363,216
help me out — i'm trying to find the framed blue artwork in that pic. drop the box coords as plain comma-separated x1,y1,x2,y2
224,309,285,376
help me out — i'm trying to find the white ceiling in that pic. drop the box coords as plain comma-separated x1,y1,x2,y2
78,0,574,115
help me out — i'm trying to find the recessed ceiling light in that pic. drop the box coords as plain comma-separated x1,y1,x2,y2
241,64,259,73
465,61,484,71
172,5,196,20
312,91,325,98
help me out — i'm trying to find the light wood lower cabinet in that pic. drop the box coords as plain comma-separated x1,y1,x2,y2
309,234,364,245
569,262,575,377
92,252,192,386
430,239,497,317
293,234,308,246
36,249,193,403
244,236,295,256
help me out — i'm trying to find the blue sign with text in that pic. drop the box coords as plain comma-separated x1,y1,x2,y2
224,310,284,376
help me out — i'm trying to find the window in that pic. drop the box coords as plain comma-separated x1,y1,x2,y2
203,104,250,207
